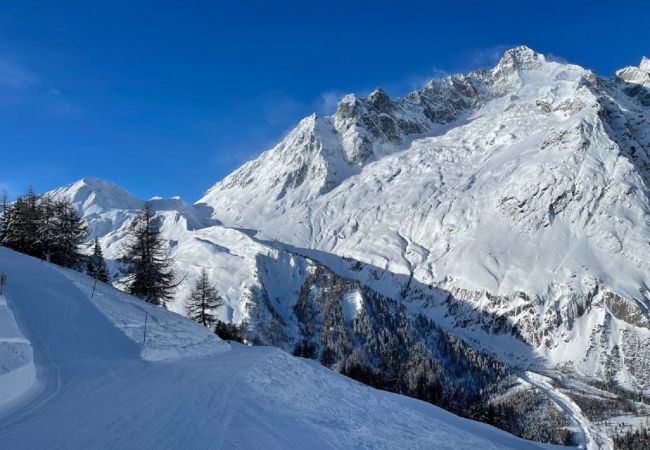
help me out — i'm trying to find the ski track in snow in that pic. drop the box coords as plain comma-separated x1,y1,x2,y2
0,248,561,449
522,371,612,450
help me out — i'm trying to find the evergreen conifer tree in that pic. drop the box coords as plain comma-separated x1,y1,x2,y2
0,190,87,268
185,268,223,327
48,198,88,268
119,202,176,308
36,194,57,261
0,192,9,245
87,237,109,282
2,188,40,256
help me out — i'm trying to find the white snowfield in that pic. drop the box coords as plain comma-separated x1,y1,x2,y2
0,248,560,449
58,265,230,361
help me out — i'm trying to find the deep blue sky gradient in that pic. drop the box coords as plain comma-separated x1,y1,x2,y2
1,0,649,200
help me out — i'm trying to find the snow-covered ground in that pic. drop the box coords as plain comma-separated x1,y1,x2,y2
0,292,35,410
521,372,607,450
57,266,229,361
0,248,561,449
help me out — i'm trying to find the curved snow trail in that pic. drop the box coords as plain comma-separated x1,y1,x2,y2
522,372,611,450
0,249,558,449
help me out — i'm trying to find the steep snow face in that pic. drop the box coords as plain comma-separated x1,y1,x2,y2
198,47,650,390
56,264,229,361
199,62,483,224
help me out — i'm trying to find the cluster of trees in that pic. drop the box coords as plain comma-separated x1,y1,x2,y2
283,264,573,445
1,190,227,331
214,320,245,343
1,189,110,283
1,190,88,269
485,388,573,445
614,426,650,450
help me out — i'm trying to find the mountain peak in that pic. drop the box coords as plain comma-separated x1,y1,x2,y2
493,45,545,75
640,56,650,72
367,88,391,111
50,177,143,213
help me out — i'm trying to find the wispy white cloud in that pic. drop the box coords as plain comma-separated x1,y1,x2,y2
464,44,513,70
314,90,344,115
0,58,37,88
0,58,80,115
0,180,18,200
45,87,82,116
545,53,570,64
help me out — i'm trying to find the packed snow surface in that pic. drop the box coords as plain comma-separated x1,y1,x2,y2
0,249,558,449
0,292,35,410
57,266,229,361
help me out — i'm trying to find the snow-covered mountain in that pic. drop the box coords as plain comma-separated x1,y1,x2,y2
197,46,650,392
43,46,650,447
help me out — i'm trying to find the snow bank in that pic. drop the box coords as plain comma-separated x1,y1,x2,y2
245,348,557,449
56,268,229,361
0,294,36,409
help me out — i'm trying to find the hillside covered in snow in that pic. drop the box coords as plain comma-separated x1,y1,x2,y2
37,46,650,448
0,248,557,449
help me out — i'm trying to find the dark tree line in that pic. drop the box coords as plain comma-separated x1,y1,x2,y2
614,426,650,450
0,189,88,269
214,320,246,342
281,264,574,445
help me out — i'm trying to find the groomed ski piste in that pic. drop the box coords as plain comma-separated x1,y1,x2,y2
0,248,564,449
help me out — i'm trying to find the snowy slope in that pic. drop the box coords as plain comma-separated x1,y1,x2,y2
47,177,309,327
0,248,557,449
0,293,35,410
197,46,650,391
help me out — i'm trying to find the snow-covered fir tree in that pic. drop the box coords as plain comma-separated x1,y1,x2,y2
87,237,109,282
185,268,223,328
119,202,176,308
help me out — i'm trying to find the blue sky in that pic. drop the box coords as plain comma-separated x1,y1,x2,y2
1,0,649,201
